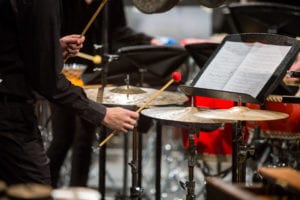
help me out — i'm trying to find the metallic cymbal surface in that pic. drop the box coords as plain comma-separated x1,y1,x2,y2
110,85,147,94
194,106,289,121
141,106,225,130
84,86,188,107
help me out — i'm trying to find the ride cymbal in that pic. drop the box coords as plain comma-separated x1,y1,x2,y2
141,106,225,131
194,106,289,121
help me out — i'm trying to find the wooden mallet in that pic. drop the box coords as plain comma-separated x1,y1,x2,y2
64,0,108,63
98,72,182,147
76,52,102,64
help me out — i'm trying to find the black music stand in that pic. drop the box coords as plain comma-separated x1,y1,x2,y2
117,45,189,87
185,42,219,69
180,33,300,183
83,45,188,87
224,2,300,37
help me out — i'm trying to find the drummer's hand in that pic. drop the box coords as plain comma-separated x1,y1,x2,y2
102,107,139,133
60,34,85,59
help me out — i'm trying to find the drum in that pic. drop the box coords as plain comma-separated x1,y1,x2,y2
246,101,300,139
183,96,234,161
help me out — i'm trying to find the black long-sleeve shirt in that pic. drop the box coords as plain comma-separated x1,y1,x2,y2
0,0,106,126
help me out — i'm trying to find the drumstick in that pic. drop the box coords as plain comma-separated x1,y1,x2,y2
76,52,102,64
98,72,182,147
64,0,108,63
81,0,108,36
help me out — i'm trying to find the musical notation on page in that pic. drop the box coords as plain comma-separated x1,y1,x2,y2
194,41,291,98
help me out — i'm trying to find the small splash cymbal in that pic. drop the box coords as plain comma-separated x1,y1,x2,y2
194,106,289,121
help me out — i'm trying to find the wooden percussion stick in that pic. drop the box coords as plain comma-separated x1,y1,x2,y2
64,0,108,63
81,0,108,36
99,72,182,147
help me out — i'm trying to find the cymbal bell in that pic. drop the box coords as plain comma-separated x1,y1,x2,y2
84,86,188,107
141,106,225,130
110,85,146,94
194,106,289,121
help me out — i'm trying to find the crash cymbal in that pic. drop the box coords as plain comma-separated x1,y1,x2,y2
84,86,188,107
194,106,289,121
141,106,225,130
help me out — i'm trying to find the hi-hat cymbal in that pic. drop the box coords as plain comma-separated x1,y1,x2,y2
141,106,225,130
194,106,289,121
84,86,188,107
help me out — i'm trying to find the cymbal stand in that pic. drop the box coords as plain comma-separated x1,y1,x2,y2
129,127,143,199
181,125,199,200
232,120,256,183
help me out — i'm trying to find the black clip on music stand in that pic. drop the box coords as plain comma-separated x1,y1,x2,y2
180,33,300,183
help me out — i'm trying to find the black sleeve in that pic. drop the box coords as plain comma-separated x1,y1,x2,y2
25,0,106,126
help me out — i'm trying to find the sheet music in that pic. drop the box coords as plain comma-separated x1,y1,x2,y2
194,41,291,97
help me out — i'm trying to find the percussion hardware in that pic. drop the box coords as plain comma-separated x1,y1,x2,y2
128,127,144,199
141,107,226,198
184,126,199,200
232,121,247,183
98,72,182,147
194,106,289,183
